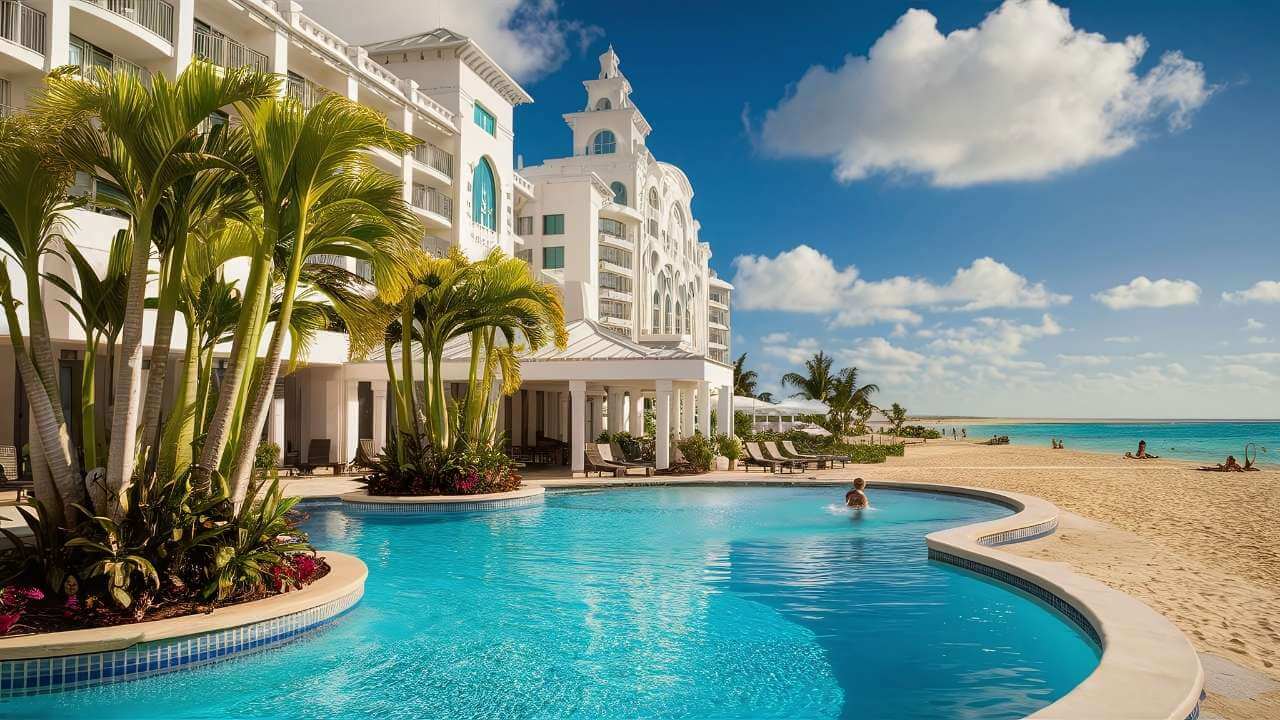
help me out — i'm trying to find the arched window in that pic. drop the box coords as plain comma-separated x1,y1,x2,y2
591,130,617,155
652,291,661,331
686,308,693,337
664,294,672,334
675,302,682,334
646,188,660,238
595,98,612,111
610,181,627,206
471,158,496,231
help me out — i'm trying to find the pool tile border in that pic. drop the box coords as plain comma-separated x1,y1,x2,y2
0,553,366,698
339,486,545,513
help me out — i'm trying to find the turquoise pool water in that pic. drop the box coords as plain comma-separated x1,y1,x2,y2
4,486,1099,719
971,420,1279,463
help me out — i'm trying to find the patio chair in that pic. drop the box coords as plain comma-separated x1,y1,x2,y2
764,441,825,470
351,439,379,470
602,443,654,476
782,440,847,469
584,444,627,477
0,445,31,500
298,439,346,475
744,442,801,473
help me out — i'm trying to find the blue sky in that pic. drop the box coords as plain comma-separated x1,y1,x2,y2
309,0,1280,418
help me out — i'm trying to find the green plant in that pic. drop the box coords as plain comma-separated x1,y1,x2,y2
67,511,160,608
734,411,754,439
714,433,742,461
677,433,716,472
204,479,310,601
255,442,280,473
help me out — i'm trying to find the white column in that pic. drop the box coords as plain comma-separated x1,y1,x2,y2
558,391,569,441
372,382,388,452
171,0,195,76
718,384,734,438
526,392,538,446
268,394,285,449
607,390,623,433
272,29,290,97
680,385,695,438
697,382,711,436
591,394,605,439
45,0,70,69
570,380,586,475
629,391,643,435
343,381,360,465
655,381,672,470
511,391,524,447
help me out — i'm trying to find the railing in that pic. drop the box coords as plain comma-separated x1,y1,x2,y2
0,0,45,54
286,74,331,109
194,29,269,72
599,272,631,293
82,0,175,43
411,142,453,178
599,245,632,269
293,12,348,60
599,217,625,238
411,184,452,220
599,301,630,322
709,292,728,306
412,88,456,126
111,56,151,85
305,253,346,269
513,171,533,197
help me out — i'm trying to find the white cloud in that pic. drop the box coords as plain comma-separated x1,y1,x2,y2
1247,336,1275,345
1223,281,1280,305
1134,351,1165,360
761,335,821,365
756,0,1210,187
927,314,1063,360
1092,276,1201,309
1245,318,1267,330
760,332,790,345
1058,354,1111,366
300,0,600,81
731,245,1068,326
1222,364,1278,386
1104,335,1140,343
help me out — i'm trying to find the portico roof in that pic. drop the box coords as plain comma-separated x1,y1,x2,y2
441,319,700,362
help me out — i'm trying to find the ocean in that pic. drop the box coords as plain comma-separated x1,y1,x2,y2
935,421,1280,465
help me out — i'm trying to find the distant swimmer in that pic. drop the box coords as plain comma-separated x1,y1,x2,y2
845,478,869,509
1124,439,1159,459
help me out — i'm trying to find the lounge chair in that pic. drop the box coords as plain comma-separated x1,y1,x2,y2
602,443,654,476
584,444,627,477
351,439,379,470
744,442,802,473
298,439,346,475
0,445,30,500
782,440,847,468
765,441,825,469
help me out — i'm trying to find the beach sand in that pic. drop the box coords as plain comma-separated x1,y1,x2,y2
858,439,1280,719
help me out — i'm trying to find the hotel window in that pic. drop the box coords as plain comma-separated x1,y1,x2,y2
471,158,497,231
591,130,617,155
542,214,565,235
609,181,628,206
652,292,661,331
473,103,496,135
517,216,533,236
69,35,113,76
599,217,625,238
542,246,565,270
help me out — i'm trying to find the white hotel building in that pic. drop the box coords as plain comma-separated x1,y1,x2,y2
0,1,732,475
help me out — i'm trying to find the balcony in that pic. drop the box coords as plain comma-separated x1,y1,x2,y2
195,29,268,72
513,171,534,199
0,1,46,58
285,73,331,109
411,183,453,226
411,142,453,180
80,0,174,43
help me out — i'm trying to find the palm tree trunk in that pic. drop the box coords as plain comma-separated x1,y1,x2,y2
192,239,271,493
105,215,155,510
80,338,98,469
138,241,186,473
158,326,200,479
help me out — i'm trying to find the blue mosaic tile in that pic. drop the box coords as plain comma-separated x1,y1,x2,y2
0,586,362,698
345,492,545,513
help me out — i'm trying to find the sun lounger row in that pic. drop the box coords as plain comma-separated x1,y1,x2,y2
743,441,849,473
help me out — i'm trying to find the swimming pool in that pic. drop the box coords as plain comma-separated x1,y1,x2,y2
3,486,1099,719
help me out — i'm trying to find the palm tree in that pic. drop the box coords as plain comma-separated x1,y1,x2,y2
0,116,86,521
822,367,880,437
732,352,758,398
45,229,130,470
781,350,836,402
885,403,909,435
39,61,278,514
217,93,425,508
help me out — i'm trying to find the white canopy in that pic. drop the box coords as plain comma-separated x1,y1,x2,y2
733,395,828,416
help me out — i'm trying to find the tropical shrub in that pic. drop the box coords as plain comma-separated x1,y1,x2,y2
364,434,519,497
255,441,281,473
597,431,643,461
677,433,716,472
714,433,742,462
896,425,942,439
734,411,754,439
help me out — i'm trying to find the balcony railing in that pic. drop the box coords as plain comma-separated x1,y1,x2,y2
82,0,175,43
305,253,346,269
411,142,453,178
76,54,152,86
286,74,331,109
599,217,625,239
0,1,45,54
412,184,452,220
194,29,268,72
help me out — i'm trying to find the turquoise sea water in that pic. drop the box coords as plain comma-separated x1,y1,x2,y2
3,487,1099,719
964,421,1280,463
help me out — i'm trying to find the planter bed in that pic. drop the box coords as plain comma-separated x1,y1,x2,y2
339,486,545,513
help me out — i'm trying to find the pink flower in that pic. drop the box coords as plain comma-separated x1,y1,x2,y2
64,595,79,610
19,587,44,601
0,612,21,634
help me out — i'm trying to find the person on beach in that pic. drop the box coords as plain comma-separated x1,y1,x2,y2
1125,440,1159,459
961,428,967,439
845,478,869,509
1200,455,1244,472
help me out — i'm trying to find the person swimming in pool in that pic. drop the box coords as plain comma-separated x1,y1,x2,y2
845,478,869,509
